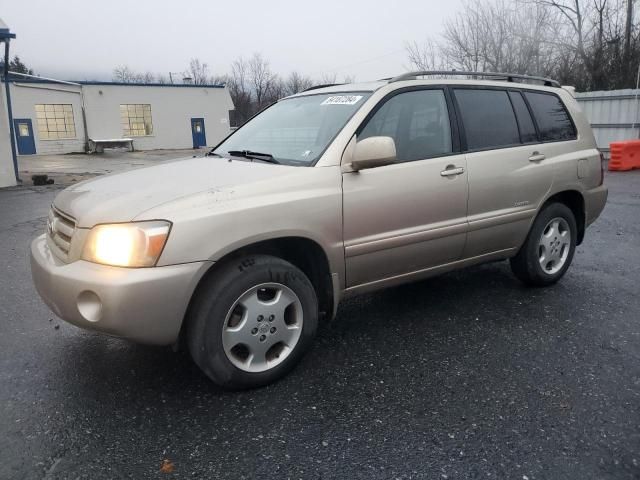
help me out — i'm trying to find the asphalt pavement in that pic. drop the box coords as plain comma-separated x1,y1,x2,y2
0,171,638,479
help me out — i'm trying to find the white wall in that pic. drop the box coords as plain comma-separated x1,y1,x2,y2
9,82,85,155
0,83,16,187
575,89,640,154
82,84,234,150
2,81,234,164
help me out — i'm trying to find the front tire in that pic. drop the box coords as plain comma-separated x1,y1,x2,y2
187,255,318,389
510,202,577,287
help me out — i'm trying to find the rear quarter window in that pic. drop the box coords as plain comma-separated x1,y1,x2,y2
454,89,520,150
524,92,576,142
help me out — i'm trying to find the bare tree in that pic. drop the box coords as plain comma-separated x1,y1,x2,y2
440,0,558,73
139,71,156,83
186,58,210,85
285,71,314,95
112,66,155,83
210,74,229,86
406,39,445,70
440,1,489,71
228,57,253,125
113,65,139,83
406,0,571,77
318,73,338,85
248,53,277,109
405,0,640,90
526,0,590,60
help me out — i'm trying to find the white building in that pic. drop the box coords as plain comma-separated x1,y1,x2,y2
575,89,640,157
0,78,234,187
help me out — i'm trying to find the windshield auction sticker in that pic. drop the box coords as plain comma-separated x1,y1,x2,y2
321,95,363,105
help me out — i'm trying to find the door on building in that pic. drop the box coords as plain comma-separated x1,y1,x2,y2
191,118,207,148
14,119,36,155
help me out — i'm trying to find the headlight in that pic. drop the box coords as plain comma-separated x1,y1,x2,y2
82,221,171,267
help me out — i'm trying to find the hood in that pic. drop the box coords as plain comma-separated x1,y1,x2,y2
54,156,301,227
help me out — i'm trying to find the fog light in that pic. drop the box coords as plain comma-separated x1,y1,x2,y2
77,290,102,323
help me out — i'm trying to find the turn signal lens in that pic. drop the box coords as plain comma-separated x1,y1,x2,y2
82,221,171,267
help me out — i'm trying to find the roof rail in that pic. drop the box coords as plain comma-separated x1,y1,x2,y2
301,83,342,92
389,70,561,88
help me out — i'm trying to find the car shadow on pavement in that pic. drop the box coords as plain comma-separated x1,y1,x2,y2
46,258,583,404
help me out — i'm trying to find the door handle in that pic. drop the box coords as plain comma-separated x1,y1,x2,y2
440,166,465,177
529,152,546,162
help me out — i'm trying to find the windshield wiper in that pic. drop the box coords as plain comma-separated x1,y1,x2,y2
227,150,280,164
207,151,223,158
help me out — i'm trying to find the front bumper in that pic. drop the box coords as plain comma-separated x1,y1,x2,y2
30,234,210,345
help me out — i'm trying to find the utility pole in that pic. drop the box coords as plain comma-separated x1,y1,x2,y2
625,0,634,59
168,72,192,85
0,18,18,183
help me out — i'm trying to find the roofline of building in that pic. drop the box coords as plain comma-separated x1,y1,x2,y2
0,76,225,88
78,80,226,88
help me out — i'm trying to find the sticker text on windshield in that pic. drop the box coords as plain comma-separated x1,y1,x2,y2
321,95,363,106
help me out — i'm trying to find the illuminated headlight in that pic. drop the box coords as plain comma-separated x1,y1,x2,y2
81,221,171,267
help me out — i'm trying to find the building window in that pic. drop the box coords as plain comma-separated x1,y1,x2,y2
35,104,76,140
120,104,153,137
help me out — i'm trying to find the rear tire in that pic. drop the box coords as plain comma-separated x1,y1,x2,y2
187,255,318,389
510,202,577,287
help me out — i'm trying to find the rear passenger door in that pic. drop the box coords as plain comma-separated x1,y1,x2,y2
452,87,559,259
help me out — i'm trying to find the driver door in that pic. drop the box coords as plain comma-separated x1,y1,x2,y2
342,88,469,289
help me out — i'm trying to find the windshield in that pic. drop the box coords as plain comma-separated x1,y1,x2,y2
213,92,372,166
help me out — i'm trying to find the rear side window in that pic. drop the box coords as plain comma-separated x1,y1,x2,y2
524,92,576,141
454,89,520,150
508,91,538,143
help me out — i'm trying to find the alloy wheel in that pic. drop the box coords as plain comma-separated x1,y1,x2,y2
221,283,304,373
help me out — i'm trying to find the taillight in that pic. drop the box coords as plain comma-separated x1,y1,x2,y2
598,151,605,186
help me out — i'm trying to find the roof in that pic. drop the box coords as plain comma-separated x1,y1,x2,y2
78,80,226,88
288,81,387,98
390,70,560,87
0,17,15,39
0,76,225,88
289,77,564,99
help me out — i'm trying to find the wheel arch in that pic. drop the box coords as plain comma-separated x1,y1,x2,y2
541,190,586,245
179,236,336,346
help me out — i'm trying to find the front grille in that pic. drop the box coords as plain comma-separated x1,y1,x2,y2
47,206,76,260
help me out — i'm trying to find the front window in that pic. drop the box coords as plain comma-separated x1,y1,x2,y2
213,92,372,165
359,89,452,162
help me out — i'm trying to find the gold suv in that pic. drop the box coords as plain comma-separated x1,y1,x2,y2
31,71,608,388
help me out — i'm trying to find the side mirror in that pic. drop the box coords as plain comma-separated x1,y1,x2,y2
350,136,397,171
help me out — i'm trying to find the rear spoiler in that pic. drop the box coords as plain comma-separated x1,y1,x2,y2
561,85,576,97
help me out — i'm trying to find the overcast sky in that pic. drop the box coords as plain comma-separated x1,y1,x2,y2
1,0,462,82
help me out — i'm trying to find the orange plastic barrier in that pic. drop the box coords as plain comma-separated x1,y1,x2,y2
609,140,640,171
